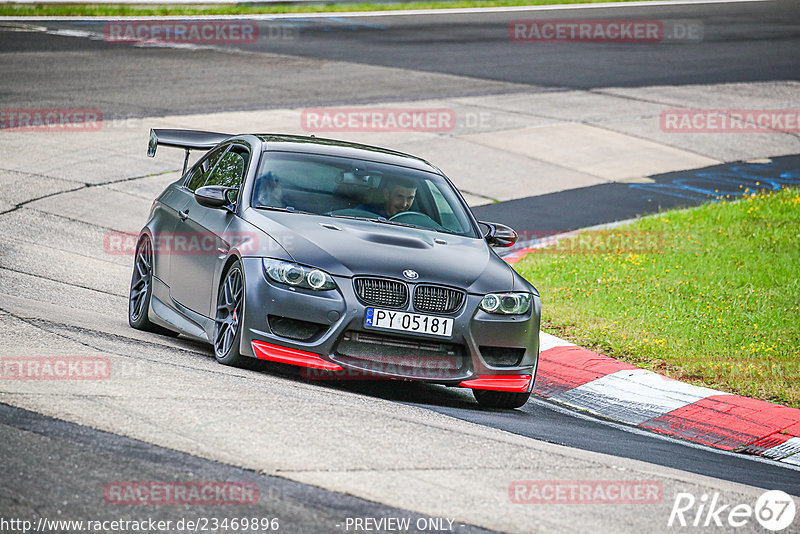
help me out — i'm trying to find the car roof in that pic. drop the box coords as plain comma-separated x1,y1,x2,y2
254,134,441,174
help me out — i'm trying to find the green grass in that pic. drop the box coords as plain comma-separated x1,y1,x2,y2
515,186,800,408
0,0,662,17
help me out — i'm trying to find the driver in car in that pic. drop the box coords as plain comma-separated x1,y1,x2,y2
359,177,417,218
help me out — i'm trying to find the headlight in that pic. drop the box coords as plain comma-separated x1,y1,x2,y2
479,292,531,315
263,259,337,291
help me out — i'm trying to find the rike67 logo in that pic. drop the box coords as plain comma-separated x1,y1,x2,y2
669,490,796,531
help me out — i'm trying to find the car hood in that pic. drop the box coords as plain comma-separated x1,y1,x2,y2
242,210,516,293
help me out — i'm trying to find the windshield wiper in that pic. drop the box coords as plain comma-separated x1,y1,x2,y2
375,217,418,229
254,205,313,215
328,214,418,229
327,214,373,222
377,218,463,236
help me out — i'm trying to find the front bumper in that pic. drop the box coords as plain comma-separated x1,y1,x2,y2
238,258,540,392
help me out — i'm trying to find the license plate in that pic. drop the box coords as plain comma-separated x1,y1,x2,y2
365,308,453,338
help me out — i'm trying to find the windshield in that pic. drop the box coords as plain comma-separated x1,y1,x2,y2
252,151,478,237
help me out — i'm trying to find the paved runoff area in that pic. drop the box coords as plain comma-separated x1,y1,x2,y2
1,81,798,209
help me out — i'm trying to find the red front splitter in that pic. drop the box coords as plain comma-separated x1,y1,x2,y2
251,340,343,371
459,375,532,392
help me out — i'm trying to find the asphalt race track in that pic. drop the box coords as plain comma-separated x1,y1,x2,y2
1,0,799,532
0,0,798,115
0,403,494,534
472,154,800,235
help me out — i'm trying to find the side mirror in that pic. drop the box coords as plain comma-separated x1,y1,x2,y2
195,186,237,210
480,221,518,248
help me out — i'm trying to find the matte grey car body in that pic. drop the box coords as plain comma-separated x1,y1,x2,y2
129,130,540,409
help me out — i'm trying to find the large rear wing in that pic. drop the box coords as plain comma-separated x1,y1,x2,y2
147,128,232,174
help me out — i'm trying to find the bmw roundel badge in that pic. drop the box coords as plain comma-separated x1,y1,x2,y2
402,269,419,280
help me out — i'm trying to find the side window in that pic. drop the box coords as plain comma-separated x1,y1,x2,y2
204,146,249,190
185,146,227,191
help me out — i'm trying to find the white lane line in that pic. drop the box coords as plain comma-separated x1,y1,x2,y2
551,368,727,425
4,23,247,52
0,0,773,21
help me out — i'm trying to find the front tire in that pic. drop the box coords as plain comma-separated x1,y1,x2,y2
213,261,248,367
129,236,178,337
473,389,531,409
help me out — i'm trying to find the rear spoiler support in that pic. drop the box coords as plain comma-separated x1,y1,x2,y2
147,128,232,175
182,149,191,177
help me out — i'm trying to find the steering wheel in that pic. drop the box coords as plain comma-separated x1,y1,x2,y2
388,211,445,230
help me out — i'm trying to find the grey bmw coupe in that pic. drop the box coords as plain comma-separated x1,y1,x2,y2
129,129,540,408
